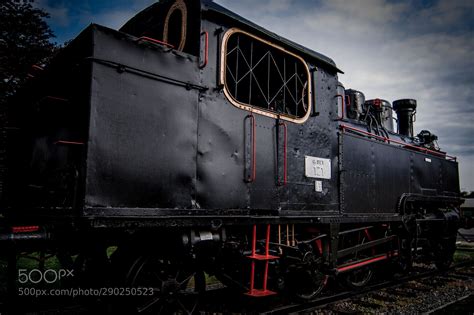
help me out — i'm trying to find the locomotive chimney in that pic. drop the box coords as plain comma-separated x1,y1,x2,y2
393,99,417,137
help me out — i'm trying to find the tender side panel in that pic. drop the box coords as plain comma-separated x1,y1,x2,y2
342,133,460,214
342,134,409,213
441,160,460,195
85,27,200,209
411,153,459,196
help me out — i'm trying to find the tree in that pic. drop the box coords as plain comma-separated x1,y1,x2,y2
0,0,57,103
0,0,57,200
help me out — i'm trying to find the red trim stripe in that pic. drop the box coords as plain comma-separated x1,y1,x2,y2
12,226,40,233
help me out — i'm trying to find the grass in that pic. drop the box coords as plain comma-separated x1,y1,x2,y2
454,248,474,262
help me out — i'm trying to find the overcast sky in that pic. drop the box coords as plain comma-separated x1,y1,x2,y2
36,0,474,191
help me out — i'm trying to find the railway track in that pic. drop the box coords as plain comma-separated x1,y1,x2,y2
259,259,474,315
1,259,473,314
193,258,474,314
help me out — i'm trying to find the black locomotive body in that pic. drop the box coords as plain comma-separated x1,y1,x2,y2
1,0,463,309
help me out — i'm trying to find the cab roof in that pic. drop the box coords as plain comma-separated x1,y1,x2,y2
201,0,342,73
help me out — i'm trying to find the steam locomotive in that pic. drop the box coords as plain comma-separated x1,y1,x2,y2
1,0,462,312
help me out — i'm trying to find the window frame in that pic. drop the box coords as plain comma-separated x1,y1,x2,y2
220,28,312,124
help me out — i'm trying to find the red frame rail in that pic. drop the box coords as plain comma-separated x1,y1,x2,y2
136,36,174,49
340,124,456,161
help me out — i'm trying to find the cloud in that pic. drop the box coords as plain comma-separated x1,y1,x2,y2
32,0,474,190
35,0,159,42
215,0,474,190
82,9,136,29
34,0,70,27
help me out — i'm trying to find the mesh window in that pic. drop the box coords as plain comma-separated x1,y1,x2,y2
224,31,310,119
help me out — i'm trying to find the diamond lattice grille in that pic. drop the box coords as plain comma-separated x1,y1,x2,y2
225,33,309,118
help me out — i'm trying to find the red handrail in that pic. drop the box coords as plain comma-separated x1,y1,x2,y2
246,114,256,182
340,124,456,161
44,96,69,102
199,31,208,69
136,36,174,49
31,65,44,71
279,121,287,185
54,140,85,145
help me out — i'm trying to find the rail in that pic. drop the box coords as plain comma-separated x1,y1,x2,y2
261,259,474,314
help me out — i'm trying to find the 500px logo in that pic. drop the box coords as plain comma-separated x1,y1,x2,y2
18,269,74,284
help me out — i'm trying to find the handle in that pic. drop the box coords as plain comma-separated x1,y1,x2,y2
246,114,256,182
278,121,287,185
199,31,208,69
345,95,351,107
335,94,345,120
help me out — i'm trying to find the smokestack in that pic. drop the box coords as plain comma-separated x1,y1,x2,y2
393,99,417,137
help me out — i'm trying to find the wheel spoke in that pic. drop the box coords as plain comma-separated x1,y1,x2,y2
152,270,165,284
123,255,204,314
179,272,196,286
176,298,197,315
136,295,162,313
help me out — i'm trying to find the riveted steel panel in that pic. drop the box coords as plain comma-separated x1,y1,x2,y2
85,26,200,209
342,134,410,213
195,90,249,210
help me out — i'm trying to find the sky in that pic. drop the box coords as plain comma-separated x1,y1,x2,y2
35,0,474,191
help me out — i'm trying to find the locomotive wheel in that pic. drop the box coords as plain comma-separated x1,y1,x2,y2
433,236,456,271
68,246,111,288
289,268,327,301
286,252,328,301
343,266,373,289
396,237,414,274
125,255,205,314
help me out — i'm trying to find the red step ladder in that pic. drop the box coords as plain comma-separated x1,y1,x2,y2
245,224,278,297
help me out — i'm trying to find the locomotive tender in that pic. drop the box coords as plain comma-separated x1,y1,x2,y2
2,0,463,311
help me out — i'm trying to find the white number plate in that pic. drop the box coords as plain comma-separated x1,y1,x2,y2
305,156,331,179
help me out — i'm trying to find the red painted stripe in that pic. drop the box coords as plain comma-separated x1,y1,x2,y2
136,36,174,48
12,226,40,233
